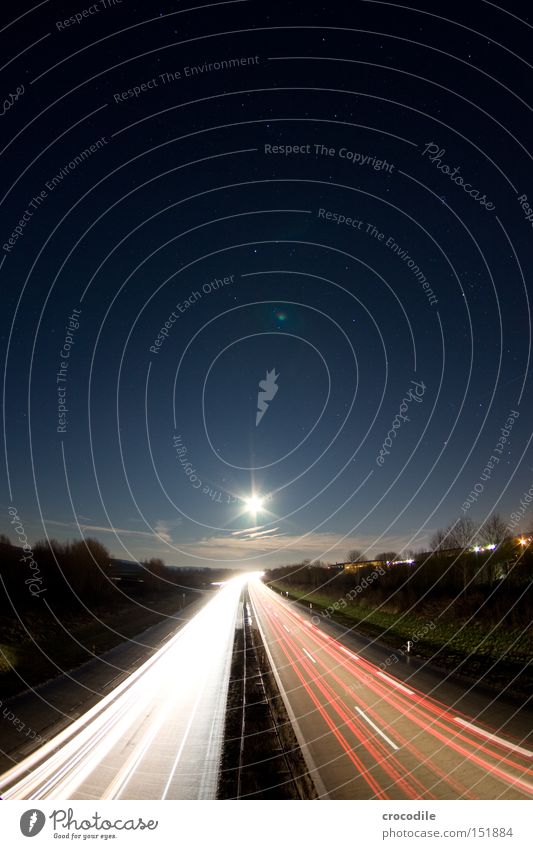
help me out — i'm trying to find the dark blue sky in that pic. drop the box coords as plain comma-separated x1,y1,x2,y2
1,0,532,567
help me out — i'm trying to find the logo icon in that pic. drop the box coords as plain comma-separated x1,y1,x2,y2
20,810,46,837
256,368,279,425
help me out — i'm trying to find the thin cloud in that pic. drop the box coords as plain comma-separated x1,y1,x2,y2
231,525,263,536
154,520,173,544
244,528,280,539
177,530,417,563
46,519,169,541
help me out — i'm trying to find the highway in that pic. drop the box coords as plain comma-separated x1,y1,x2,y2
0,595,209,775
2,574,531,801
249,580,533,800
0,577,243,800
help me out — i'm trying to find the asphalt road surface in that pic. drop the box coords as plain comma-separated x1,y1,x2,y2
0,595,208,774
249,581,533,800
2,575,531,800
0,578,243,800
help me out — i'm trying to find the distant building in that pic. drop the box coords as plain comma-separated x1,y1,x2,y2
342,559,385,573
108,558,145,583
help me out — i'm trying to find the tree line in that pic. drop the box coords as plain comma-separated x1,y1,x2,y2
0,535,222,613
266,515,532,625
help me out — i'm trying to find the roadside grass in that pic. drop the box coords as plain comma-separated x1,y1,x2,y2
0,590,197,700
271,582,532,696
0,642,17,674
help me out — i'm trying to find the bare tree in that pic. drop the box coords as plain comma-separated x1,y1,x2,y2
402,548,426,560
430,527,450,551
446,516,478,550
143,557,166,589
68,537,112,596
430,518,479,591
375,551,398,562
431,518,478,552
478,513,507,545
346,549,364,563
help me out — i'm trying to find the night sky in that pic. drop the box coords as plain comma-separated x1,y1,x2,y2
1,0,532,568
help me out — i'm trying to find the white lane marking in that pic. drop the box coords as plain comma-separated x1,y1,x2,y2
303,648,316,664
250,590,330,800
376,670,414,696
161,661,214,800
283,624,290,633
453,717,533,758
355,706,399,751
339,645,359,660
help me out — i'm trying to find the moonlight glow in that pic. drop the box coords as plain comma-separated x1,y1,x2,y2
244,495,265,515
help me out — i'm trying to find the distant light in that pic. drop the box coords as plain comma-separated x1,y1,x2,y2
238,570,265,583
485,544,496,550
519,538,528,546
244,494,264,515
473,546,481,553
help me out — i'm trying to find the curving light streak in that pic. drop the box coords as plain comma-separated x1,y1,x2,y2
250,581,533,800
0,574,258,800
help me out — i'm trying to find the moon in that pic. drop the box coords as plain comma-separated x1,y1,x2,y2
244,494,264,515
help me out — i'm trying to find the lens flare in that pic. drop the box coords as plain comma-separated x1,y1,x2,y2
244,494,264,515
